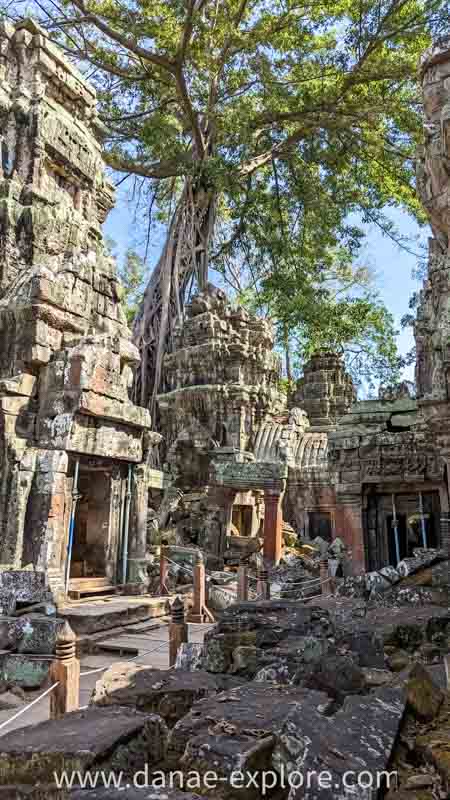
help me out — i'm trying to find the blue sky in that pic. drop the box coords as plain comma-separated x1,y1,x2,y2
106,195,428,383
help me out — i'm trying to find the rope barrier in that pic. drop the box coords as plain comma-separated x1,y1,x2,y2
165,557,198,577
0,682,59,733
80,637,170,678
247,572,321,587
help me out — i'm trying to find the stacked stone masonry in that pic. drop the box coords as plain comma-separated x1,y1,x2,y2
0,19,157,599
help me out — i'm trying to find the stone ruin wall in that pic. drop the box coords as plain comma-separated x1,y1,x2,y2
0,20,153,596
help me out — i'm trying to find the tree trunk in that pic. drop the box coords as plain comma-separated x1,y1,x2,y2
283,325,292,385
133,177,216,422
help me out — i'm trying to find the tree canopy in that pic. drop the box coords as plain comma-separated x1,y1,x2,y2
7,0,448,405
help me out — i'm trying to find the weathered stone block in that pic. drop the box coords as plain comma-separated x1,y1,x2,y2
0,572,48,604
91,665,241,726
10,616,64,655
0,654,50,689
168,683,325,793
0,706,168,784
273,686,406,799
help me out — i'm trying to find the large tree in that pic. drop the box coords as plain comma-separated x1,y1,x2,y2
8,0,448,413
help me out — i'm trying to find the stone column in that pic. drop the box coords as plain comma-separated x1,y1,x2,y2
128,465,149,586
263,491,283,564
24,452,69,587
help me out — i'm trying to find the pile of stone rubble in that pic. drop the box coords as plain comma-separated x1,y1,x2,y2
0,584,448,799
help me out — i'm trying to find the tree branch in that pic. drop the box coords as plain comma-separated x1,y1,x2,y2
70,0,176,72
105,151,193,179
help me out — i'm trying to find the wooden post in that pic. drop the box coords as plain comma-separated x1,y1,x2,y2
169,596,188,667
320,558,329,595
256,564,270,600
237,559,248,602
188,551,207,623
159,545,169,596
50,622,80,720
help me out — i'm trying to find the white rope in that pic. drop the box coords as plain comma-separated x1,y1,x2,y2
247,572,321,587
0,682,59,733
165,557,196,576
80,639,170,678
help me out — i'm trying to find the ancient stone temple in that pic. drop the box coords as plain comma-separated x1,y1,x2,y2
323,36,450,573
291,352,355,430
2,18,450,598
157,285,289,565
0,20,157,599
156,300,360,568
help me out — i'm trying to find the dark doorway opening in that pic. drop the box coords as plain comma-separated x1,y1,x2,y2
70,467,111,579
232,505,253,537
309,511,332,542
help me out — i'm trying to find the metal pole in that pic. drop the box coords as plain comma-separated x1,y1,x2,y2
392,493,400,566
122,464,133,586
65,459,80,595
117,475,126,582
418,492,428,549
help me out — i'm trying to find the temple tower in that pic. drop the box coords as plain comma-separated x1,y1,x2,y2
0,20,155,597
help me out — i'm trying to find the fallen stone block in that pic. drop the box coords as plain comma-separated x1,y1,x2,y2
60,598,169,635
0,573,49,605
0,789,202,800
361,668,393,687
0,654,50,689
0,592,16,616
12,616,64,655
400,662,445,721
304,653,366,699
397,550,448,579
202,601,333,674
0,787,63,800
415,694,450,789
168,682,329,795
426,613,450,648
365,566,400,593
273,685,406,799
70,790,203,800
0,706,168,785
90,665,241,726
13,603,57,618
175,642,203,671
339,627,385,668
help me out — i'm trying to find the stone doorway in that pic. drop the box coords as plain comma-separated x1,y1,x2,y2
70,466,112,580
232,505,253,537
367,490,440,569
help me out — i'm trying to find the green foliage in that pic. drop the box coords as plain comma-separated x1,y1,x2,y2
106,238,148,325
15,0,450,387
118,250,148,325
